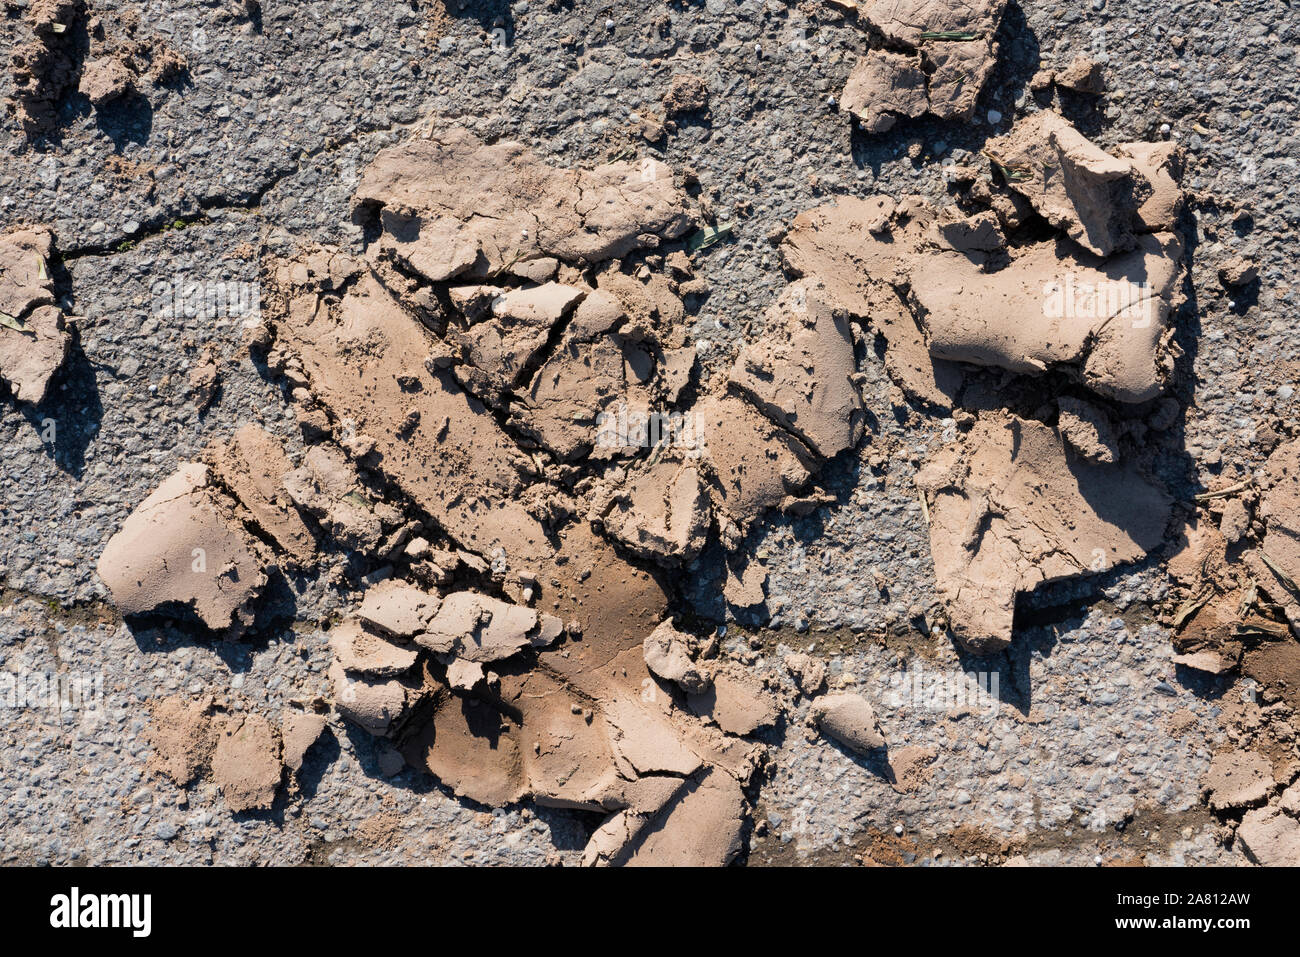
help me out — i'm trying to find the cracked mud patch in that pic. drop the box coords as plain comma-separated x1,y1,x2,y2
10,0,1297,870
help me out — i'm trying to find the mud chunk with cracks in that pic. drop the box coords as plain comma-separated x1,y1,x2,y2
916,414,1172,653
841,49,928,133
96,463,267,631
353,128,692,282
838,0,1009,126
204,424,316,564
601,460,712,564
727,280,864,461
686,663,778,736
0,227,71,405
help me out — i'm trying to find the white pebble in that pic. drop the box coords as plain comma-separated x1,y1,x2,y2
988,109,1003,124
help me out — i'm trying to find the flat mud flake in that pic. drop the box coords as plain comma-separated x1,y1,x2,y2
146,695,215,787
353,128,691,280
839,0,1006,127
513,329,652,462
916,414,1172,653
205,424,316,564
937,207,1004,253
264,261,551,568
280,710,328,774
694,394,816,546
1056,396,1120,464
328,618,419,677
281,444,384,554
415,591,560,663
601,460,712,564
643,619,712,694
329,660,421,738
210,714,283,813
1260,441,1300,589
1171,649,1236,675
1236,806,1300,866
356,579,442,637
723,554,768,608
811,692,886,755
686,664,778,736
605,769,746,867
925,40,995,122
0,227,71,404
841,50,928,133
728,280,864,460
914,231,1183,403
401,688,528,806
96,463,267,630
1202,751,1274,811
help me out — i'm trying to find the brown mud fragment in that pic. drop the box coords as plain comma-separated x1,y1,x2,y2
728,280,864,461
1237,805,1300,866
262,255,552,571
811,692,886,755
913,231,1183,404
8,0,86,135
146,695,215,787
600,459,711,564
1202,750,1274,811
210,714,283,813
280,710,328,775
0,227,71,405
205,424,316,564
841,49,927,133
916,414,1172,653
836,0,1008,127
643,618,713,694
353,128,691,282
96,463,267,630
986,112,1184,255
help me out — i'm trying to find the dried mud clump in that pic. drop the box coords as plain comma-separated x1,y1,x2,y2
917,414,1171,653
8,0,86,135
781,111,1188,652
0,226,71,404
8,1,187,134
101,126,877,864
835,0,1008,130
1166,439,1300,704
96,463,268,631
146,695,326,811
